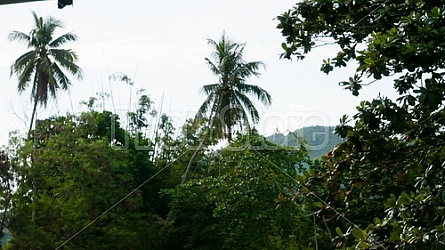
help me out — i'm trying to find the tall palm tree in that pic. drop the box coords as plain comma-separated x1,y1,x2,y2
182,33,271,183
9,11,82,134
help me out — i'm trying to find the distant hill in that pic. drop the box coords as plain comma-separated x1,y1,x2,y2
267,126,343,159
0,227,10,246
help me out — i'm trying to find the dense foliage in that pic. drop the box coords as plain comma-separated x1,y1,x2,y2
0,104,324,249
6,112,167,249
11,2,445,248
165,132,318,250
278,0,445,249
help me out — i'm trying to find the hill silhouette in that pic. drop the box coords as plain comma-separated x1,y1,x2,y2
267,126,343,159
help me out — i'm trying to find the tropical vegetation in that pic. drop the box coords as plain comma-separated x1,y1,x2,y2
278,0,445,249
3,1,445,248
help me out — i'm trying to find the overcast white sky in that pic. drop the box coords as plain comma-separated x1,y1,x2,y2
0,0,398,146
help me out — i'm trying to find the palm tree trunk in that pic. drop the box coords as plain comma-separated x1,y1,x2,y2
181,136,205,184
28,95,39,136
0,191,11,246
227,108,232,142
30,102,37,224
28,74,39,136
181,116,216,184
29,77,39,224
182,96,222,184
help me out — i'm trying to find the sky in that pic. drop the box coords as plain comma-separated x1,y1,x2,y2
0,0,399,146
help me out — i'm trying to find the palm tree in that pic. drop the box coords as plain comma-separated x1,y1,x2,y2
182,33,271,183
9,11,82,134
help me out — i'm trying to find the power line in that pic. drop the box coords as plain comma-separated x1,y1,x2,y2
345,0,390,33
252,149,388,250
54,150,189,249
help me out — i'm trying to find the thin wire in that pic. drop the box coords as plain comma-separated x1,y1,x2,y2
151,66,174,156
306,0,390,49
313,213,318,250
345,0,390,33
252,150,388,250
67,89,75,115
54,150,188,250
53,3,395,246
99,38,115,113
108,72,116,114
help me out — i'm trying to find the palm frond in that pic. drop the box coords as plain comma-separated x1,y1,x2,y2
207,33,238,66
16,61,35,93
45,16,64,32
195,93,215,121
51,62,71,91
50,49,83,80
205,58,221,76
10,50,36,75
229,103,251,131
235,92,261,124
49,32,77,48
240,61,265,78
8,31,30,45
200,83,220,95
31,11,42,30
236,83,272,106
232,43,245,63
46,68,58,99
206,38,218,49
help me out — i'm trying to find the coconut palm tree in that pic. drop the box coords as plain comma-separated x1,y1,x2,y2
182,33,271,183
9,11,82,134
